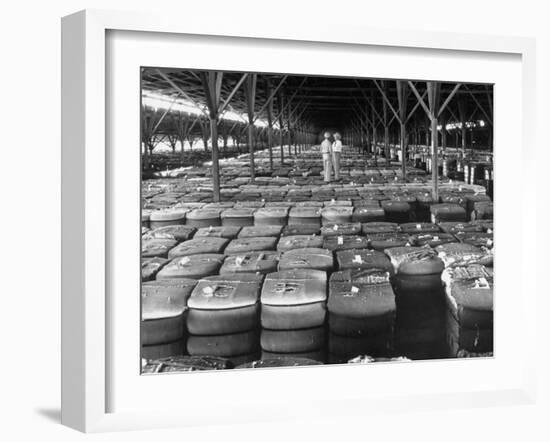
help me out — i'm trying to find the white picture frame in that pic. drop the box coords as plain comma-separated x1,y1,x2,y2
61,8,537,433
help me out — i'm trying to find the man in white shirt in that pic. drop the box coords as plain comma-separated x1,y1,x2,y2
332,132,343,180
320,131,333,182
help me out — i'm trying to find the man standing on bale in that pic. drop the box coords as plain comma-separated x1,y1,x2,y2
332,132,343,181
321,131,333,182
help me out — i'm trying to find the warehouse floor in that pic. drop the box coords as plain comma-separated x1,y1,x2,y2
141,145,494,373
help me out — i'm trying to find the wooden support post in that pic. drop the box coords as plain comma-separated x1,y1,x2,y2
286,114,292,157
167,132,177,153
199,119,209,152
209,117,220,200
365,105,372,153
427,81,441,201
430,114,439,197
458,98,467,159
244,74,258,181
278,94,285,164
177,116,186,162
369,90,381,159
199,71,224,202
372,124,378,160
279,128,284,164
396,80,409,179
441,117,447,151
441,117,449,176
143,141,151,168
234,132,240,154
408,80,448,199
265,78,274,171
400,123,406,175
425,124,429,149
293,125,298,156
413,125,418,156
382,83,389,160
142,114,151,170
175,113,192,164
219,121,228,156
267,119,274,170
485,85,493,150
248,124,255,176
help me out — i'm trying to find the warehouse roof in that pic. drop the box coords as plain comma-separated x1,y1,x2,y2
141,67,493,137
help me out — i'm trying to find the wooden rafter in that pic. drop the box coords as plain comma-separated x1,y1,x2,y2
218,73,248,115
374,79,401,123
408,81,432,119
253,75,288,122
463,84,493,126
151,96,179,135
438,83,462,118
156,69,209,118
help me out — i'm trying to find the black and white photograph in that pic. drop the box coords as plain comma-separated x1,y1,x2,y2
140,68,494,373
2,0,548,436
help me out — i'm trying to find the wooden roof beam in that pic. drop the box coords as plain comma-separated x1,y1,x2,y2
463,84,493,126
218,73,248,115
156,69,209,118
373,79,401,124
253,75,288,123
438,83,462,118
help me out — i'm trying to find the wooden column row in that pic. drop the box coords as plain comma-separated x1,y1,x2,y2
352,80,471,199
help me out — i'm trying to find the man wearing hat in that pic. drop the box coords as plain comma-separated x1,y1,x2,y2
321,131,333,182
332,132,343,180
